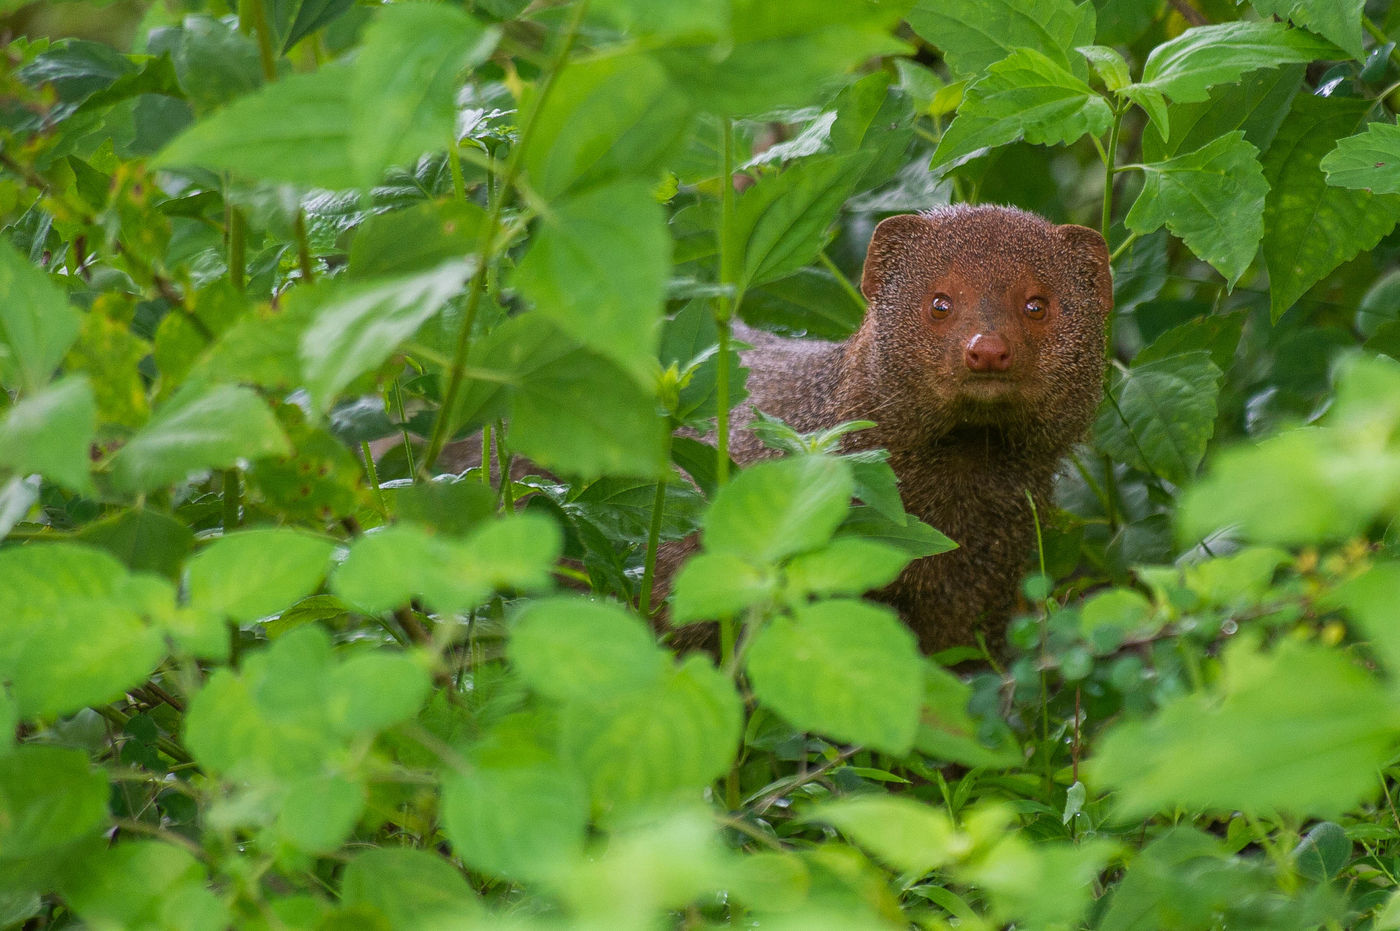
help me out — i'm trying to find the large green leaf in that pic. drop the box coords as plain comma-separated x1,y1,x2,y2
523,50,692,201
1124,131,1267,287
1249,0,1365,61
349,4,498,184
1094,351,1222,486
806,795,963,876
671,551,774,622
0,240,81,395
906,0,1095,79
58,841,221,931
0,544,168,719
656,0,908,116
930,47,1112,171
1322,120,1400,196
1262,95,1400,320
703,454,853,564
1139,64,1303,162
514,180,669,384
745,599,923,755
0,746,110,892
109,384,292,493
1091,638,1399,817
299,259,474,412
509,597,667,702
1136,21,1340,104
0,376,95,494
733,154,873,293
441,762,590,881
340,849,484,927
185,528,335,623
558,655,743,813
154,66,357,188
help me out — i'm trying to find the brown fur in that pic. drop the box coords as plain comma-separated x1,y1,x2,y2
667,205,1112,654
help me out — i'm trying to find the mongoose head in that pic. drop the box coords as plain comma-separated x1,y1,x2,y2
856,205,1113,453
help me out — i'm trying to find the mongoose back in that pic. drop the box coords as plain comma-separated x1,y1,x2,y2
727,204,1113,653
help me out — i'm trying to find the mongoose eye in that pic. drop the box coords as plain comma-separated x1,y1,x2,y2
929,293,953,319
1024,296,1048,320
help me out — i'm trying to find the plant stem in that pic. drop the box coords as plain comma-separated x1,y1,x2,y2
421,0,590,475
361,441,389,518
818,250,866,313
222,468,241,531
227,203,246,293
639,458,669,617
293,209,315,283
495,419,514,510
1100,105,1124,242
448,142,468,202
715,117,738,489
238,0,279,82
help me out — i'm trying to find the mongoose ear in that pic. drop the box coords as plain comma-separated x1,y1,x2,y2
1057,224,1114,316
861,214,931,301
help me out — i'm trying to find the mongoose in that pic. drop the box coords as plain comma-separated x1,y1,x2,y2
702,205,1113,654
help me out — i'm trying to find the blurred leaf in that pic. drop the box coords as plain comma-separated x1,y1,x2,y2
276,774,363,853
154,66,357,188
0,376,95,494
1262,94,1400,320
0,240,81,395
930,48,1112,171
1124,132,1267,287
186,528,334,623
672,550,774,622
703,455,853,563
1321,121,1400,195
109,384,292,493
783,537,910,599
1091,637,1398,817
907,0,1095,78
1291,820,1350,882
509,597,667,702
348,200,487,279
746,599,923,755
523,50,692,200
514,180,669,384
278,0,355,52
1095,350,1222,485
1136,21,1340,104
58,841,220,931
76,507,193,579
350,5,498,184
917,664,1022,767
340,848,483,927
806,795,965,875
441,762,589,880
0,746,109,892
299,259,474,412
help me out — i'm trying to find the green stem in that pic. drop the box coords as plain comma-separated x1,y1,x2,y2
495,419,514,510
238,0,279,82
227,203,246,294
293,209,315,284
448,142,468,202
480,422,493,485
1100,105,1124,242
391,379,417,478
639,440,672,617
714,117,738,490
421,0,591,476
361,441,389,518
818,250,866,313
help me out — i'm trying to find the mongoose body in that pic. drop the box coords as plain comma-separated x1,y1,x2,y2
728,205,1113,653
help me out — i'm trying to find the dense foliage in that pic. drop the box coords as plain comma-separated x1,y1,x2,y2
5,0,1400,926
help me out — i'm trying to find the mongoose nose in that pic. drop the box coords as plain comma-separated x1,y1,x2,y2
964,332,1013,372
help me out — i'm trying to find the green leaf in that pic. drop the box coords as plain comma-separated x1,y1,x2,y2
333,514,560,615
1321,121,1400,195
589,0,725,39
0,544,168,719
523,50,692,201
0,376,95,494
350,5,498,184
1091,637,1398,817
734,154,873,292
76,507,195,579
154,66,358,188
672,551,774,623
514,180,670,384
341,848,483,927
1263,95,1400,320
703,455,853,563
917,664,1023,767
930,47,1112,170
326,652,431,734
300,259,474,412
1140,64,1303,162
109,384,292,493
782,537,911,599
1138,21,1340,103
278,0,354,52
558,655,743,813
806,795,964,875
745,599,923,755
509,597,667,702
1329,562,1400,685
1291,821,1350,882
0,746,109,890
1250,0,1365,61
0,239,81,395
656,0,908,116
460,317,668,478
441,762,589,880
1094,350,1222,485
1124,131,1267,286
186,528,334,623
907,0,1095,79
349,200,488,280
275,773,364,854
838,506,958,558
743,270,865,341
1079,44,1129,92
58,841,219,931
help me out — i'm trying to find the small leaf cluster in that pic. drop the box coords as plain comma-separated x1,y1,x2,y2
6,0,1400,928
